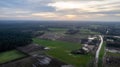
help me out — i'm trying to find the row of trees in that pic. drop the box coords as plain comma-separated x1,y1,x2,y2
0,22,48,52
105,36,120,48
0,22,34,52
0,30,32,52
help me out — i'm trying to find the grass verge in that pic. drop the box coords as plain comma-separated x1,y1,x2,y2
98,42,106,67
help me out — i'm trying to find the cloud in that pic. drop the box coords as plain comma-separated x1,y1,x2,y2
65,15,77,19
114,14,120,16
0,0,120,21
31,12,57,18
48,0,120,12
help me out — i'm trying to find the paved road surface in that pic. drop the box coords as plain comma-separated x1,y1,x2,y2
95,35,103,67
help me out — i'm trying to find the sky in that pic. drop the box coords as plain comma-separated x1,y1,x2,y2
0,0,120,21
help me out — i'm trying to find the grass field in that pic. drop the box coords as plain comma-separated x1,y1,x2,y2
33,38,93,67
0,50,26,64
79,28,100,35
48,28,68,35
106,52,120,57
48,28,68,32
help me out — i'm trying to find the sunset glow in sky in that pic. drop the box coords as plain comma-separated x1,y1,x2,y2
0,0,120,21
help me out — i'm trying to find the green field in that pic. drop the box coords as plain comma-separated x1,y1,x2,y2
79,28,100,35
48,28,68,32
48,28,68,35
106,52,120,57
33,38,93,67
0,50,26,64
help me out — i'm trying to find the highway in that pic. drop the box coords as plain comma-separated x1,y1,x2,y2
95,35,104,67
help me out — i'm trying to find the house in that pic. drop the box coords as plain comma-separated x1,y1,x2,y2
44,47,50,50
71,47,89,55
88,36,97,42
82,47,89,53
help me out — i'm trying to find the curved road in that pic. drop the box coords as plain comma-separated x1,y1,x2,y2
95,35,103,67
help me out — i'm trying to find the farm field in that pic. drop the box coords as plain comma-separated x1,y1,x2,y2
33,38,93,67
106,52,120,57
48,28,68,35
48,28,68,31
79,28,100,35
0,50,26,64
104,51,120,67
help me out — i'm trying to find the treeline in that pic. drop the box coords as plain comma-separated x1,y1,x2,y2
0,21,49,52
107,42,120,48
0,30,32,52
105,36,120,48
88,23,120,36
0,22,34,52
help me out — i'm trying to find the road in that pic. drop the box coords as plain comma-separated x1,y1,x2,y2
95,35,104,67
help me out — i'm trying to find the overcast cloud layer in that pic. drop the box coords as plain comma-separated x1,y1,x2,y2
0,0,120,21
